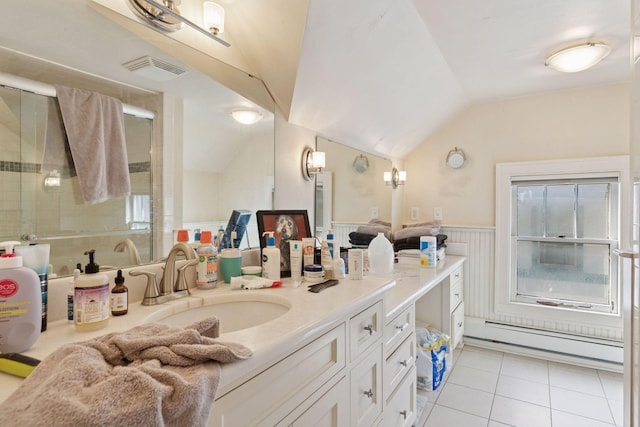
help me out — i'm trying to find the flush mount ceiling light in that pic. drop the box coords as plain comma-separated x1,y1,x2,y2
302,147,326,181
231,108,263,125
446,147,466,169
384,167,406,189
128,0,230,47
545,42,611,73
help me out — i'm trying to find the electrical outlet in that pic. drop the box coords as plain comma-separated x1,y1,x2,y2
410,207,420,220
434,207,443,221
371,207,379,219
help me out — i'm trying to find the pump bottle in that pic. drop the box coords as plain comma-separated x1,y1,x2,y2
74,250,110,332
261,232,280,281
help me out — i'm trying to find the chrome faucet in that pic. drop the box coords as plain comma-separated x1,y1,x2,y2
114,238,142,265
159,242,196,296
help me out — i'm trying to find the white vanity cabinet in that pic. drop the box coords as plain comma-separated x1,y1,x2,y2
208,299,385,427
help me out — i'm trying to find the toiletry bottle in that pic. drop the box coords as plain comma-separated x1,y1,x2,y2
110,270,128,316
261,232,280,281
74,250,110,332
0,241,42,353
67,269,80,322
190,228,201,252
289,240,303,286
326,230,336,260
196,230,218,288
368,232,394,274
320,240,334,279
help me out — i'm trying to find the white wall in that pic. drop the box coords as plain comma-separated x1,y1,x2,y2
403,82,630,227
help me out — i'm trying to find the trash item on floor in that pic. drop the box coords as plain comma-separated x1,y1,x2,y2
416,326,450,391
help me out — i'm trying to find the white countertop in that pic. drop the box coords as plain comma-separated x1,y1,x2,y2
0,255,464,403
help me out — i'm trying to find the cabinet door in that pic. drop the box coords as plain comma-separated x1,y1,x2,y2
451,301,465,350
382,366,416,427
350,343,383,427
289,377,349,427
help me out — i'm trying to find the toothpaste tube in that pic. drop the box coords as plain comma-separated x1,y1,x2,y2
230,275,283,290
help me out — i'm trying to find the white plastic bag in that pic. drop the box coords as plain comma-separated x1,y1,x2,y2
415,327,450,391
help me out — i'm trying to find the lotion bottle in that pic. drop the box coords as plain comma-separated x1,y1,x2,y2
0,241,41,353
261,232,280,281
74,250,110,332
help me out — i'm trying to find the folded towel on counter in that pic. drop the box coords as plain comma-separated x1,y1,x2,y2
393,234,448,252
349,231,377,246
356,225,392,240
55,85,130,204
393,224,441,241
0,316,252,427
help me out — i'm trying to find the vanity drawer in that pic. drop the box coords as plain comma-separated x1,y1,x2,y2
381,366,416,427
350,301,383,360
451,264,463,286
383,333,416,400
451,301,465,350
450,276,463,312
350,343,383,427
383,305,414,355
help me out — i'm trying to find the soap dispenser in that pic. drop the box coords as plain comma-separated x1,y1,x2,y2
0,241,41,353
261,232,280,281
74,250,110,332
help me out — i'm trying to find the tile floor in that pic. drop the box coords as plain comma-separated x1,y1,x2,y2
416,345,624,427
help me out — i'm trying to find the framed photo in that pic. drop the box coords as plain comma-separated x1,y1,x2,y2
256,210,312,277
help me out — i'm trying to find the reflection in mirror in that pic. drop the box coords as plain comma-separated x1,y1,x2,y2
315,137,392,245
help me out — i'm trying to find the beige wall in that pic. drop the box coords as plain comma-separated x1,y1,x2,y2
403,82,630,227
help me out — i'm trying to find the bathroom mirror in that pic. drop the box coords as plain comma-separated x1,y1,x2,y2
0,1,275,276
315,137,392,241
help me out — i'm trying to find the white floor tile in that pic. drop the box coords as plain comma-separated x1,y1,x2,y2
437,382,495,418
598,370,624,402
447,364,500,393
607,397,624,426
488,422,513,427
496,374,551,407
551,409,616,427
501,353,549,384
550,386,614,424
549,362,605,397
491,395,551,427
456,346,504,374
425,404,489,427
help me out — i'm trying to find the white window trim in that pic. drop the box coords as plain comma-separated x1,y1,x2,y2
495,156,630,330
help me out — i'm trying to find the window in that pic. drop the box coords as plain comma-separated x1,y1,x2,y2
495,156,629,327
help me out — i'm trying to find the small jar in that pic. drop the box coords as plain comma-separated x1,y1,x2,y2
241,266,262,277
303,264,325,283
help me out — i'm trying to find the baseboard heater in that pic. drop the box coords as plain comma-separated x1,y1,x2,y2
464,317,623,372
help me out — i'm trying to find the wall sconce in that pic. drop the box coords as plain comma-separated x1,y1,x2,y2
203,1,225,35
545,42,611,73
43,170,61,189
231,108,263,125
384,167,406,189
446,147,466,169
302,147,326,181
128,0,230,47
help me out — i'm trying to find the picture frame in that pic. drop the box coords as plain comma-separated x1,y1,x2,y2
256,210,312,277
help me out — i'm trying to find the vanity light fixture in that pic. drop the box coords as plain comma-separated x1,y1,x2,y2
353,154,369,173
128,0,230,47
384,167,406,189
302,147,326,181
446,147,466,169
231,108,263,125
203,1,224,35
545,42,611,73
43,169,61,189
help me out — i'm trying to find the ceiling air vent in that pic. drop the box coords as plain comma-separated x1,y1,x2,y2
122,56,188,82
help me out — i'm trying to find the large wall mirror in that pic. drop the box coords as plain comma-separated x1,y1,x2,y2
315,136,392,244
0,1,274,276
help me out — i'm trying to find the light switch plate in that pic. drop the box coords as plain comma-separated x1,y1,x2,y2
411,207,420,220
371,207,379,219
434,207,443,221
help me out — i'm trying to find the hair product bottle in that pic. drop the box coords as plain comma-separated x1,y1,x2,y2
110,270,128,316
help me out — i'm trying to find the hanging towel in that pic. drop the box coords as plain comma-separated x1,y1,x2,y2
0,316,252,427
54,85,130,204
42,97,73,173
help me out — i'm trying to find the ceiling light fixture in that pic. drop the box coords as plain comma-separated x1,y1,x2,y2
231,109,263,125
545,42,611,73
203,1,224,35
128,0,230,47
302,147,326,181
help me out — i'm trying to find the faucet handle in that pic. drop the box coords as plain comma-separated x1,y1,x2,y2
129,270,160,305
175,259,198,293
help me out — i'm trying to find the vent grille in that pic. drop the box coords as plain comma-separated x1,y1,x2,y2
122,56,188,81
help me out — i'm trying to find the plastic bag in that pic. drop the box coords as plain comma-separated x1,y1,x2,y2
415,327,450,391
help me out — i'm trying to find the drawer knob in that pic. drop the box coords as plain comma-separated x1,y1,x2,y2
395,322,409,332
454,273,460,278
454,292,460,298
364,324,374,335
400,359,408,367
364,388,374,398
458,321,463,327
400,410,408,420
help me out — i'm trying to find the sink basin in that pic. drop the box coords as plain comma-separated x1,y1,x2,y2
154,294,291,334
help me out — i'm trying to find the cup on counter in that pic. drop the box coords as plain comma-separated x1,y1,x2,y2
220,248,242,283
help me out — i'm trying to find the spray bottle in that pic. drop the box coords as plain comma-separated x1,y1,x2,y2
261,232,280,281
